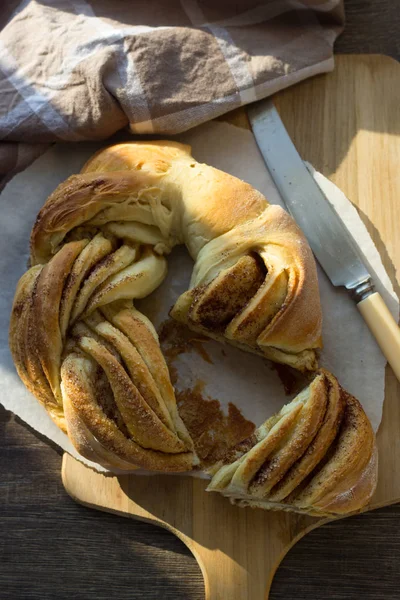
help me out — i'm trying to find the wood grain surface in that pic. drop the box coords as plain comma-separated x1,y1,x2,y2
1,5,400,600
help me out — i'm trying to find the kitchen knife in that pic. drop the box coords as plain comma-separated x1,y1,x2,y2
248,98,400,381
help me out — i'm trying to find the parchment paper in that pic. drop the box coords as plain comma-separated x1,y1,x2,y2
0,122,397,474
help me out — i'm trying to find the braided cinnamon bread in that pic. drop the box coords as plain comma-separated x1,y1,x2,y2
207,370,377,516
9,141,376,512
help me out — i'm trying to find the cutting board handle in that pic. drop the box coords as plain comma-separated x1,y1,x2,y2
62,454,320,600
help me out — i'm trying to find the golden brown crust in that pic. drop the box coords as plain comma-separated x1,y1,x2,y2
30,141,322,369
170,204,322,370
61,353,194,472
10,244,196,471
290,390,376,514
207,370,377,516
33,240,89,400
268,371,345,502
10,140,324,473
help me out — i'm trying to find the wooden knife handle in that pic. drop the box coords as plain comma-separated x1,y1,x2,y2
358,292,400,381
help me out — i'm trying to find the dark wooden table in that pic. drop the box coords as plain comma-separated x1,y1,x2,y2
1,3,399,599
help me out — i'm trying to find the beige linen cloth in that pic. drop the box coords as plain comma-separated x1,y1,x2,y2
0,0,344,186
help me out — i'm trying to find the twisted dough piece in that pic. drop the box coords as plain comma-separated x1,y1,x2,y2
10,140,323,472
207,370,377,516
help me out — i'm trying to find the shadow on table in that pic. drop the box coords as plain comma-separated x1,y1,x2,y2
1,406,204,600
273,54,399,180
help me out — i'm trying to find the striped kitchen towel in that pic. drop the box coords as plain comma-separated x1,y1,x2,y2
0,0,344,186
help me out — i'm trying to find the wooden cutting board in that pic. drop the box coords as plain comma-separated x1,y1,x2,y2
62,55,400,599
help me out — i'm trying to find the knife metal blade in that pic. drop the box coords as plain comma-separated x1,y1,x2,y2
248,97,400,383
248,98,372,299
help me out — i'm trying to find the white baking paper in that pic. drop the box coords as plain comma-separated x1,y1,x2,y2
0,121,398,475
